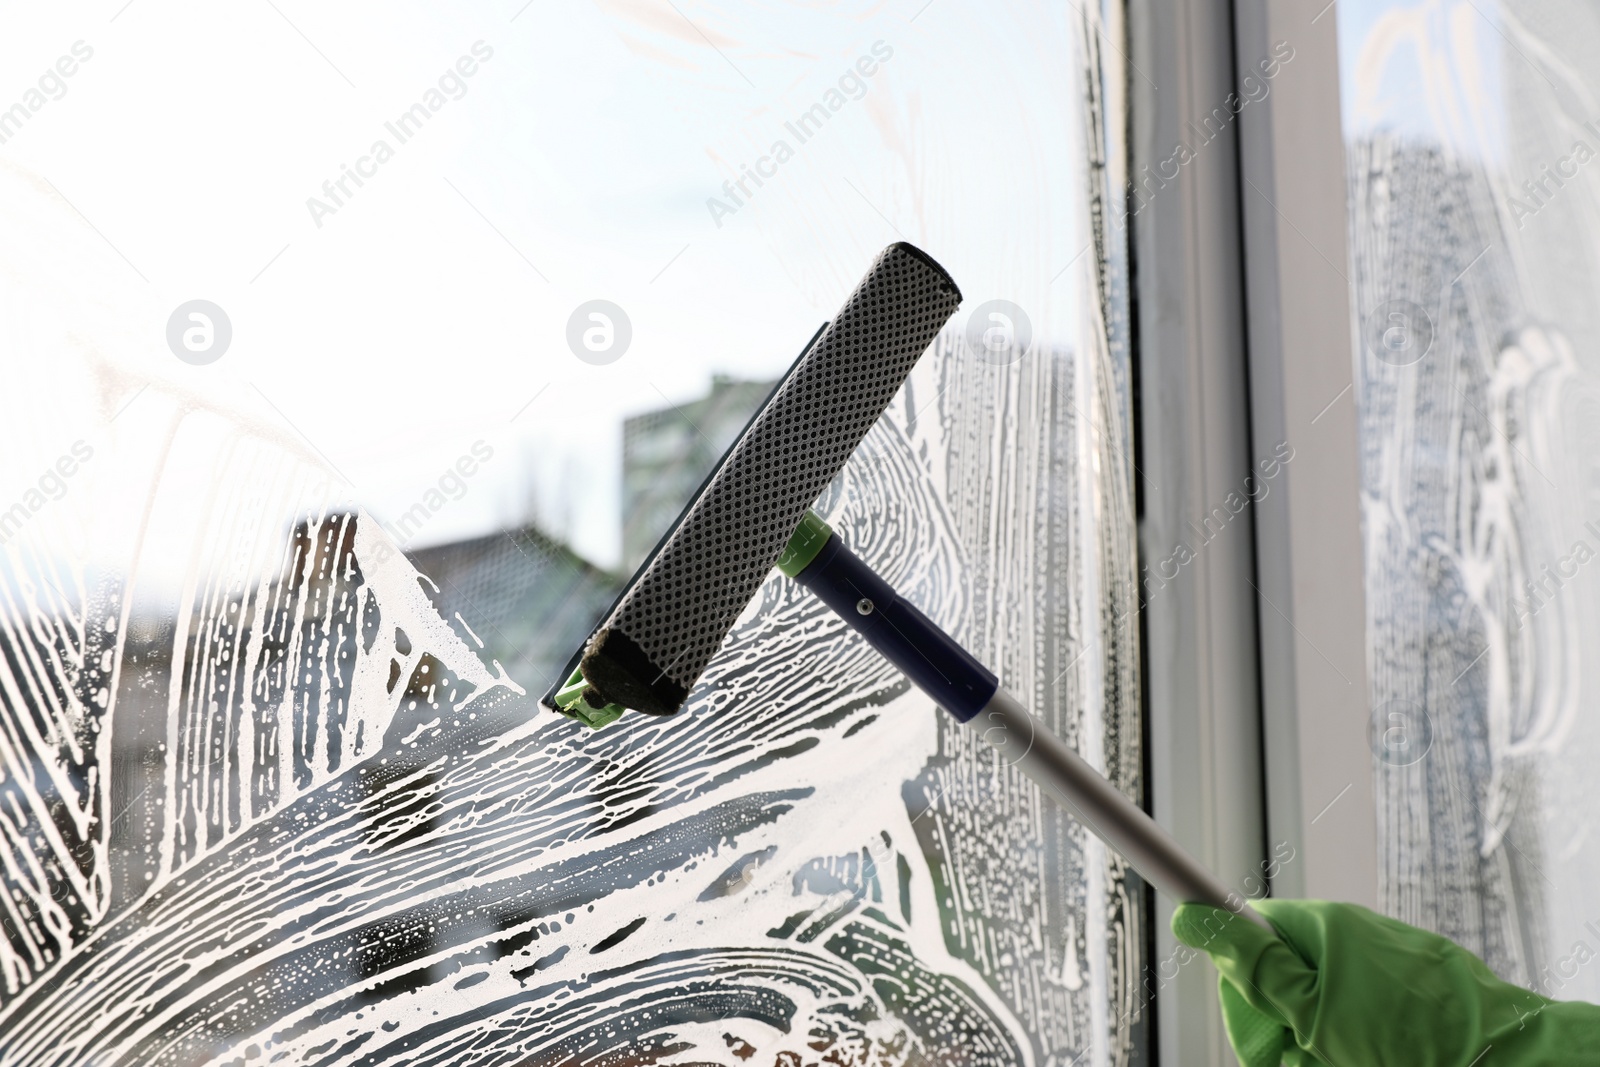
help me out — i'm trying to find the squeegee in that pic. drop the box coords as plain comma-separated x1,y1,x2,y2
543,242,1270,930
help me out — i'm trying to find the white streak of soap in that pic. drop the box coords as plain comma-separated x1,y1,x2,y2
350,508,524,704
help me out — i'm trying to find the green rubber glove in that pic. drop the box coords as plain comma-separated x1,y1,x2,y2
1171,899,1600,1066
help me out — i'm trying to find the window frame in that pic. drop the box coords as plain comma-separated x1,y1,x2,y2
1128,0,1377,1059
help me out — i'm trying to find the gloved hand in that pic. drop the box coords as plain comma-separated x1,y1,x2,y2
1171,898,1600,1066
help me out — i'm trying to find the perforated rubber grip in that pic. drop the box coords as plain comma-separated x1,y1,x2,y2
570,243,961,715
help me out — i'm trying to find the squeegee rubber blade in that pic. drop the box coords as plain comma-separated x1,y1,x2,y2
578,242,962,715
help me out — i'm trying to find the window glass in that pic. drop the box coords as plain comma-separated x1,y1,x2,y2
1340,0,1600,997
0,2,1141,1061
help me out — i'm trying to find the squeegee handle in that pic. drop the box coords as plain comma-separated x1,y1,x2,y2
974,688,1271,929
790,523,1272,931
793,530,1000,720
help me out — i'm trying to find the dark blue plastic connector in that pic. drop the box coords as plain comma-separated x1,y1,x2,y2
790,530,998,722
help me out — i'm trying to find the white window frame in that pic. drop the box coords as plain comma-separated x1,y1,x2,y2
1128,0,1376,1060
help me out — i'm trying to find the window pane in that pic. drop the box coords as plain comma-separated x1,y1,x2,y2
1340,0,1600,995
0,3,1142,1062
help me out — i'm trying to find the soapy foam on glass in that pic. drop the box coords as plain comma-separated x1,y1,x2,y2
1343,0,1600,999
0,5,1143,1064
0,333,1141,1066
